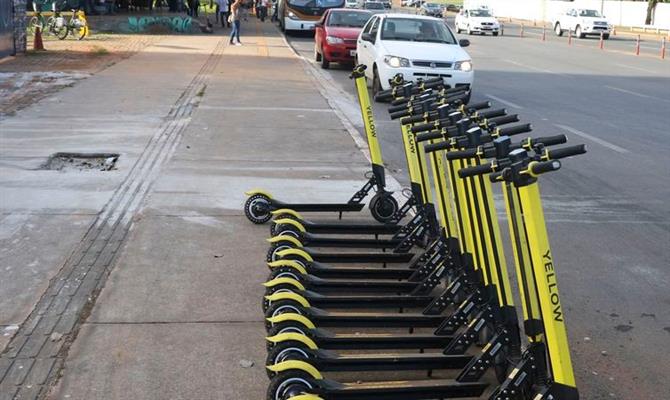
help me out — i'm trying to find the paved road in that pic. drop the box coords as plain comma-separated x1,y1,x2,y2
283,13,670,399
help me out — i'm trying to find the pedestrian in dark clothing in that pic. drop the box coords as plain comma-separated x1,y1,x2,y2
216,0,230,27
188,0,199,17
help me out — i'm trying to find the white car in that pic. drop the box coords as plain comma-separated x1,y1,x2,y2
345,0,359,8
553,8,611,39
455,8,500,36
356,13,474,100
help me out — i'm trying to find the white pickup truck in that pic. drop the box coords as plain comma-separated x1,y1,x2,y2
553,8,612,39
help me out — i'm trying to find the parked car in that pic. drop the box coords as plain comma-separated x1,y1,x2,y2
420,2,443,17
445,3,460,12
402,0,424,8
553,8,611,39
356,13,474,101
363,1,387,14
345,0,359,8
455,8,500,36
380,0,392,9
315,8,373,68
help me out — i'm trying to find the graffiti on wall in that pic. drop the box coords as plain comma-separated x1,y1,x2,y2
127,16,193,33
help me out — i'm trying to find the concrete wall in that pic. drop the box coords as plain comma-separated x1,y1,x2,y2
14,0,27,54
464,0,670,30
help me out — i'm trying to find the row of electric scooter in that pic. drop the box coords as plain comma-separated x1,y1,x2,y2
244,65,585,400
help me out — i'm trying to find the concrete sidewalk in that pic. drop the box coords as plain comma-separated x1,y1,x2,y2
1,18,379,400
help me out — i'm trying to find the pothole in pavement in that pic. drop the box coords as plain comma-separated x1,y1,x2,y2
41,152,120,171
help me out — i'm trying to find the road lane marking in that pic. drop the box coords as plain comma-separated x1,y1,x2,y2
604,85,650,98
501,58,562,75
613,63,656,74
554,123,629,154
485,94,524,109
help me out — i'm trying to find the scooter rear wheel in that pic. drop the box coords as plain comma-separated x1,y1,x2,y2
266,300,308,320
266,341,314,378
270,213,300,235
267,322,315,350
267,371,317,400
267,243,300,263
369,193,399,223
245,194,273,224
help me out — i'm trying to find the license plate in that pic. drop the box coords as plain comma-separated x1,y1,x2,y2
350,50,357,56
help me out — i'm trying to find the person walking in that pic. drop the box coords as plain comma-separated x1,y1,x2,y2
217,0,231,28
229,0,242,45
259,0,269,22
188,0,200,17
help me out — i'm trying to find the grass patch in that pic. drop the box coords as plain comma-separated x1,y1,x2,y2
91,45,109,55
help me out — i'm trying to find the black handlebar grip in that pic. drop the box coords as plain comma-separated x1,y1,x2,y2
443,86,468,95
388,102,411,114
422,78,444,89
477,108,507,119
532,134,567,147
458,163,493,178
375,90,394,102
498,123,532,136
547,144,587,160
465,101,491,112
411,122,437,134
446,148,478,160
389,109,410,120
488,114,519,126
424,141,451,153
530,160,562,175
400,114,426,125
415,131,444,143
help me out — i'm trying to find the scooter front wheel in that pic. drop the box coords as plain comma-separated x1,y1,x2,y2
267,243,300,263
245,194,273,224
267,371,317,400
369,193,399,223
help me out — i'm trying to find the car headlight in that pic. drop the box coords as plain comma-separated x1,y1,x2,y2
454,60,473,72
384,56,410,68
326,36,345,45
287,11,299,20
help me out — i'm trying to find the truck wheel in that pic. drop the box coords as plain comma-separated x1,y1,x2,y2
603,33,610,40
554,23,563,36
576,25,585,39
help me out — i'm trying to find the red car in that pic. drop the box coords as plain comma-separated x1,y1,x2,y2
314,8,373,69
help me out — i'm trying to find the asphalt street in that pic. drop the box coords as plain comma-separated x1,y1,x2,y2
284,12,670,399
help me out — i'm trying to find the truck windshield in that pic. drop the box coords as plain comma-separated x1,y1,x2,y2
579,9,602,17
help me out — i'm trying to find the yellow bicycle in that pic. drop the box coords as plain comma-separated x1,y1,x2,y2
55,8,89,40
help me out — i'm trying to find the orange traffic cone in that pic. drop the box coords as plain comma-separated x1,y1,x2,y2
34,26,45,51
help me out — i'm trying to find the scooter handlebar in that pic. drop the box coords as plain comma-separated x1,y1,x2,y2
400,114,427,125
546,144,587,160
529,160,562,175
476,108,507,120
531,134,567,147
411,121,437,134
458,163,493,178
498,123,533,137
464,101,491,112
415,131,444,143
446,148,478,160
424,141,451,153
488,114,519,126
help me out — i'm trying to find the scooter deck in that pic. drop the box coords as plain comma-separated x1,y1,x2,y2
273,202,366,213
312,329,454,349
293,219,403,235
307,307,448,328
303,276,419,293
301,262,415,280
301,233,402,249
311,350,473,371
315,377,488,399
303,290,433,308
300,247,415,264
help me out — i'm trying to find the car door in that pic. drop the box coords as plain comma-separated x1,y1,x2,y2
315,11,329,55
365,16,382,79
357,16,378,75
